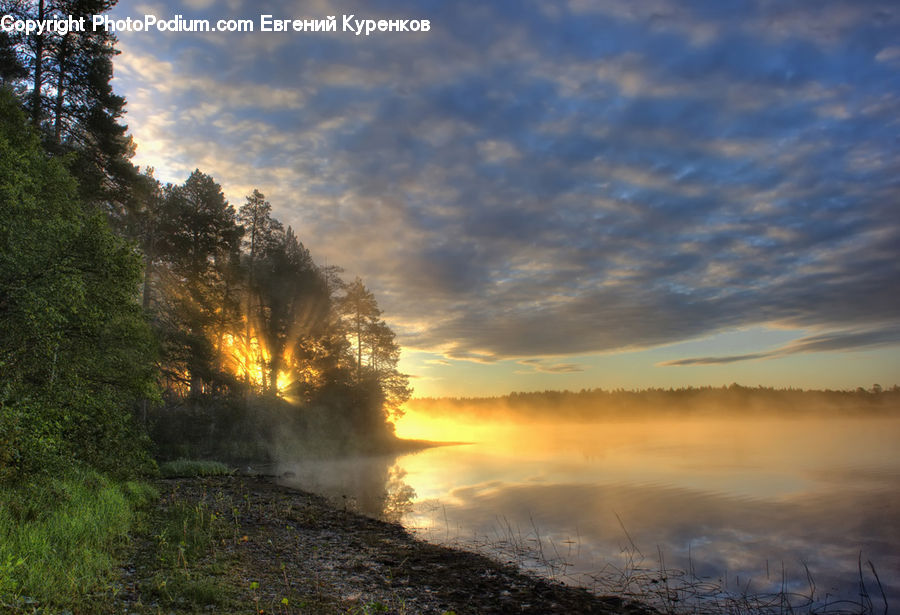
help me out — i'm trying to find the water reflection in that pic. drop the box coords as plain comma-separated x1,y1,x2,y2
397,416,900,608
276,454,416,522
275,415,900,608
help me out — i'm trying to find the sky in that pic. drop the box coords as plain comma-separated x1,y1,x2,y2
107,0,900,397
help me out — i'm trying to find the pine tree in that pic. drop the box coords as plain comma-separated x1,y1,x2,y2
1,0,138,215
149,170,242,395
254,227,329,395
339,278,381,384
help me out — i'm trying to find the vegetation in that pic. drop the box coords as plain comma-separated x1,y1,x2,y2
2,1,411,472
411,383,900,421
135,486,238,612
1,3,890,613
1,0,138,210
0,2,412,611
0,467,157,612
138,173,411,458
158,459,232,478
0,86,155,481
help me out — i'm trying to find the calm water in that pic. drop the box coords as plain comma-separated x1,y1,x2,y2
279,414,900,609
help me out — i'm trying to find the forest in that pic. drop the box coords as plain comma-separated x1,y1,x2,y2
0,0,410,481
410,384,900,422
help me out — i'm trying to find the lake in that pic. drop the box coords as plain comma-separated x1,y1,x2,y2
279,412,899,611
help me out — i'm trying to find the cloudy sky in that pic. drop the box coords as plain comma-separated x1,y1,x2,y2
109,0,900,396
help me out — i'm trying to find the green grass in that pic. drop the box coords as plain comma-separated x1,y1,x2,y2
158,459,232,478
144,571,231,610
0,467,158,612
134,486,238,611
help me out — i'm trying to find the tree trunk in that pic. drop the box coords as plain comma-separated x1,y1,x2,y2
141,253,153,311
356,311,362,383
31,0,45,125
268,354,281,397
53,35,69,144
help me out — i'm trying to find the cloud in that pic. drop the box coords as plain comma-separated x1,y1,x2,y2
876,45,900,65
181,0,216,9
424,358,451,366
111,0,900,365
517,359,585,374
661,326,900,366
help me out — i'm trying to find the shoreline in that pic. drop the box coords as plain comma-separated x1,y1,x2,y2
232,436,469,479
115,474,651,614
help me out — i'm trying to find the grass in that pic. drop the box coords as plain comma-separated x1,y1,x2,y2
0,466,158,613
2,467,436,614
128,479,240,612
158,458,232,478
0,458,235,612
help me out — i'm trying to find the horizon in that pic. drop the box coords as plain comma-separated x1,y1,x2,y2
407,381,900,400
106,1,900,397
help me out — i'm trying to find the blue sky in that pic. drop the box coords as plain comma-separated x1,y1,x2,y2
109,0,900,396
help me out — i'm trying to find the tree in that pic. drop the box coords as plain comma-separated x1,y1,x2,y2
235,189,283,388
336,278,410,422
149,170,242,396
0,32,27,85
237,189,283,269
364,318,410,419
1,0,138,215
0,88,154,479
253,227,329,396
339,277,381,384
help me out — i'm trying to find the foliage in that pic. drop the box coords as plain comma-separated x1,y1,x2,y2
0,466,155,611
2,0,413,467
0,88,156,480
159,459,232,478
0,31,27,84
139,179,410,451
1,0,138,212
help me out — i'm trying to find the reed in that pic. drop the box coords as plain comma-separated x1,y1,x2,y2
407,507,890,615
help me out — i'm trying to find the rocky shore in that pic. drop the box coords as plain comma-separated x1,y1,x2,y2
115,475,652,614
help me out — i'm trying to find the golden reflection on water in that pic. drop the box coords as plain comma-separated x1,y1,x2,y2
395,408,900,501
391,406,900,605
284,405,900,604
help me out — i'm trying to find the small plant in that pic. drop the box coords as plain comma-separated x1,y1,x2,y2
159,459,232,478
250,580,261,612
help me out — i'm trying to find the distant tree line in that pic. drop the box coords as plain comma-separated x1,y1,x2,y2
1,0,410,478
412,384,900,421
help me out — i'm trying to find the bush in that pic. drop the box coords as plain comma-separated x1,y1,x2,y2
0,88,157,482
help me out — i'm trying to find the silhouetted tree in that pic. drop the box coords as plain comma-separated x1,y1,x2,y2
339,277,381,384
149,170,242,395
0,32,27,84
253,227,329,396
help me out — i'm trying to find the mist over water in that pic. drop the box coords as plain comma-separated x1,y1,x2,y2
276,454,415,522
277,396,900,608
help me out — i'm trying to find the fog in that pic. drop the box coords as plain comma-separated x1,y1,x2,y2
265,386,900,609
405,385,899,426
